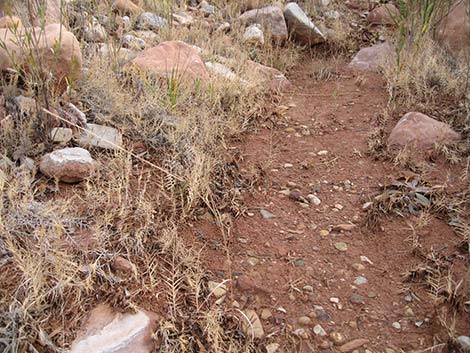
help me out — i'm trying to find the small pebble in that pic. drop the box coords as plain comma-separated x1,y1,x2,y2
298,316,312,326
354,276,368,285
352,263,365,271
329,331,344,345
330,297,340,304
392,322,401,330
335,242,348,251
260,209,275,219
317,150,328,156
320,229,330,237
349,293,365,304
404,307,414,317
313,324,327,336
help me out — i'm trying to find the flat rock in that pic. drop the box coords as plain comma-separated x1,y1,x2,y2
338,339,369,352
348,42,393,72
39,147,96,183
239,6,288,42
131,41,209,82
70,304,157,353
79,124,123,150
137,12,167,30
284,2,326,45
367,4,399,25
241,309,264,339
388,112,461,150
49,127,73,143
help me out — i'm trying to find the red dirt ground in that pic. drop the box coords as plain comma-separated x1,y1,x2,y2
183,58,470,352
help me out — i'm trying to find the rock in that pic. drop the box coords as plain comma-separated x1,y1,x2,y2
348,42,393,72
457,336,470,351
349,293,365,305
284,2,325,45
353,276,367,285
245,60,292,92
313,324,327,336
437,1,470,55
208,280,227,298
137,12,167,30
338,339,369,353
133,30,159,43
70,304,157,353
298,316,312,326
83,17,106,42
111,256,136,275
392,322,401,330
200,1,216,16
205,62,240,82
260,209,275,219
367,4,399,26
239,6,288,43
172,12,194,26
329,332,345,345
112,0,143,15
49,127,73,143
266,343,280,353
351,263,365,271
39,147,96,183
0,15,22,28
243,24,265,45
122,34,146,50
131,41,209,83
307,194,321,205
333,224,356,232
216,22,231,33
330,297,340,304
334,242,348,252
385,348,396,353
78,124,122,151
346,0,372,10
388,112,461,150
241,309,264,339
320,229,329,237
404,307,414,317
0,24,82,93
260,308,272,320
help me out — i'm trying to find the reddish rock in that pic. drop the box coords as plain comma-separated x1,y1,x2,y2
131,41,209,82
367,4,399,25
437,0,470,55
39,147,96,183
338,339,369,353
70,304,158,353
0,24,82,92
388,112,461,150
348,42,393,72
346,0,373,10
239,6,288,42
112,0,143,16
0,15,22,28
246,60,292,92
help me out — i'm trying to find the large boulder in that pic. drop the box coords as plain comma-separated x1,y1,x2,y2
0,24,82,92
239,6,288,42
437,0,470,55
70,304,158,353
388,112,461,150
130,41,209,82
367,4,399,25
39,147,96,183
284,2,326,45
348,42,393,72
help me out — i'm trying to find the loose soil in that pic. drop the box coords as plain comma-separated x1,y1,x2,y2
183,57,470,352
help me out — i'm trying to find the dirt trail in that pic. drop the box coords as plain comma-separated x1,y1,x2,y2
185,57,468,351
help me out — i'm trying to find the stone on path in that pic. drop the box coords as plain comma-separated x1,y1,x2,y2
284,2,326,45
388,112,461,150
70,304,157,353
338,338,369,352
348,42,393,72
40,147,96,183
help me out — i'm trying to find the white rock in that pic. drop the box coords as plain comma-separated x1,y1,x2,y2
122,34,146,50
49,127,73,143
205,61,239,82
78,124,123,150
284,2,326,45
137,12,167,30
243,24,265,45
313,324,327,336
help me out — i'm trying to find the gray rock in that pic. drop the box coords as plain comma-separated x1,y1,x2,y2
284,2,326,45
49,127,73,143
348,42,393,72
122,34,146,50
349,293,365,304
239,6,288,42
78,124,123,151
260,209,275,219
313,324,327,336
458,336,470,351
354,276,368,285
137,12,167,30
200,1,216,16
243,24,265,45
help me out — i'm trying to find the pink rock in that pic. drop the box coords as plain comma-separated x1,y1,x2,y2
388,112,461,150
239,6,288,42
246,60,292,92
131,41,209,82
348,42,393,72
437,0,470,55
70,304,158,353
367,4,399,25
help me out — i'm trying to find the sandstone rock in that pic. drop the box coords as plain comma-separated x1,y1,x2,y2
137,12,167,30
367,4,399,26
241,309,264,339
131,41,209,82
388,112,461,150
112,0,143,16
111,256,136,275
172,12,194,26
437,1,470,55
0,24,82,92
49,127,73,143
78,124,123,151
205,62,240,82
338,339,369,353
348,42,393,72
40,147,96,183
245,60,292,92
70,304,157,353
122,34,146,50
0,15,22,28
243,24,265,45
284,2,325,45
239,6,288,42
